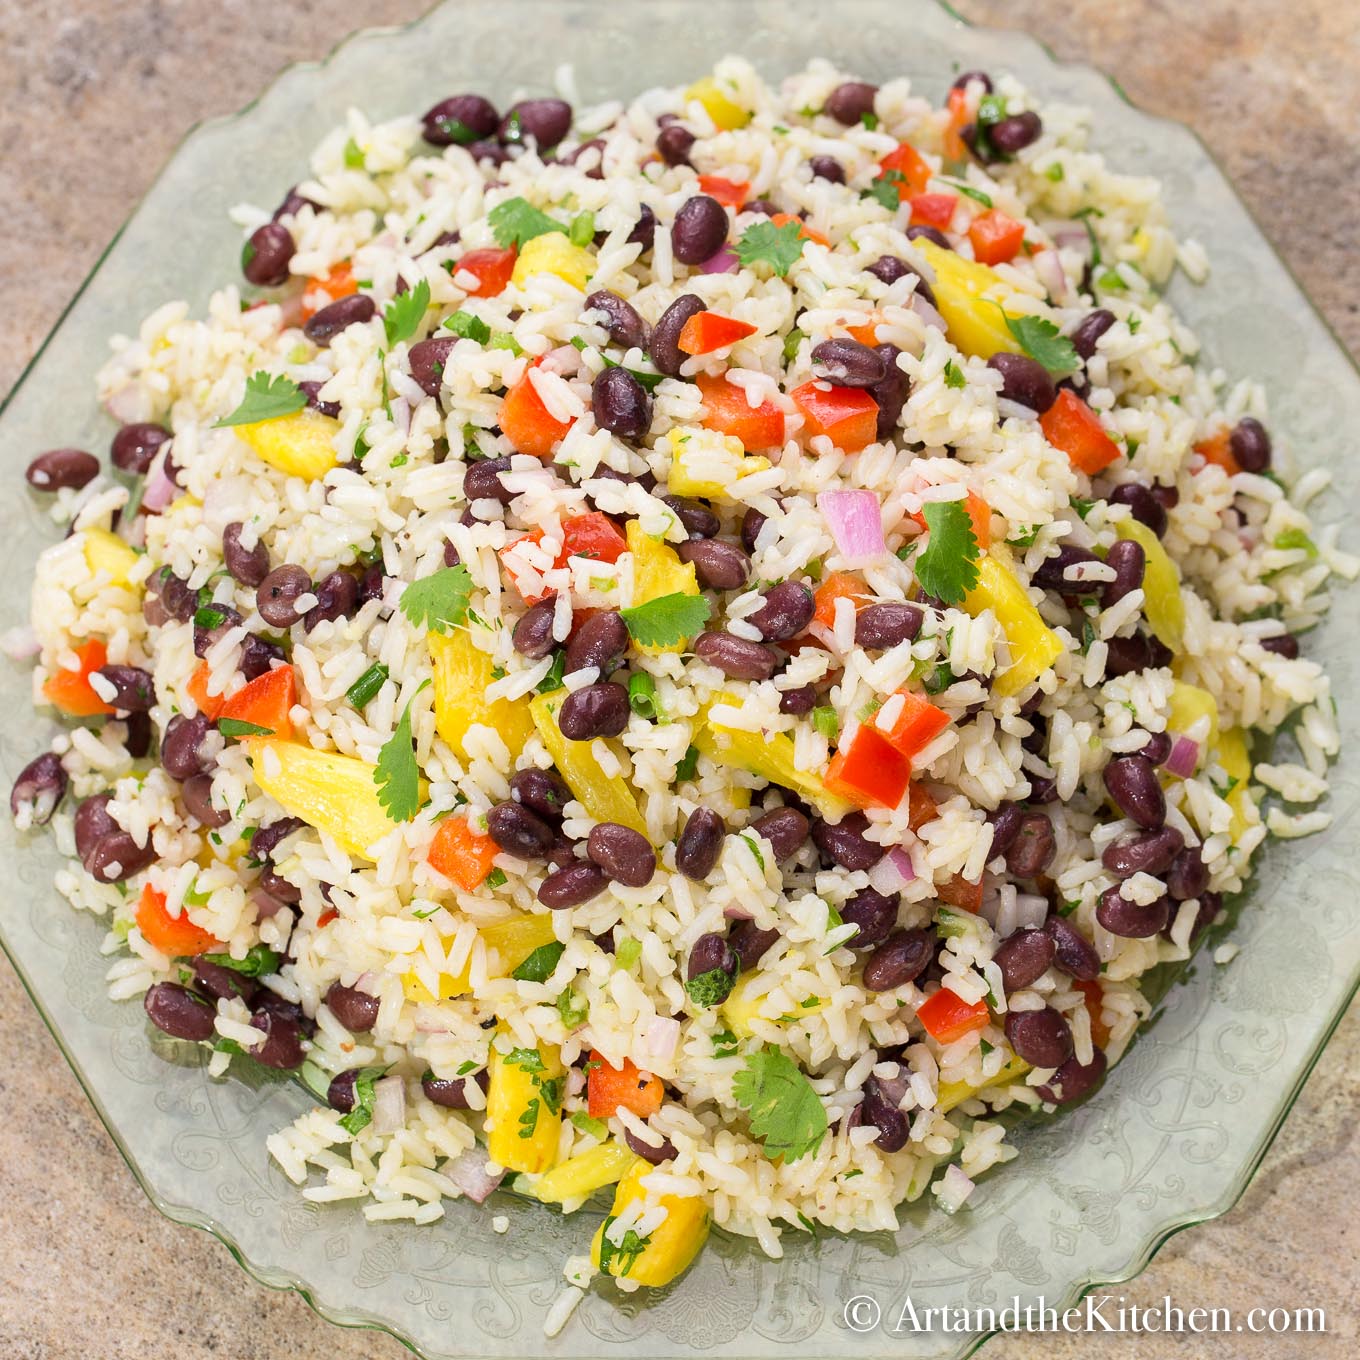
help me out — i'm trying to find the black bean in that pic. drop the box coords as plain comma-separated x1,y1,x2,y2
1102,539,1144,608
160,714,213,780
1107,481,1167,538
325,981,381,1032
687,931,737,981
1044,913,1101,981
841,888,898,949
988,353,1057,414
512,599,559,660
250,817,305,864
423,1067,489,1108
272,186,319,221
625,1126,678,1165
951,70,993,92
740,507,768,554
675,807,725,881
863,928,933,991
1260,632,1300,660
812,811,883,871
661,495,719,540
812,338,888,388
181,773,228,828
1096,884,1171,938
1229,416,1272,472
592,367,653,441
693,630,778,681
303,293,377,346
410,336,458,398
1037,1049,1107,1104
564,611,628,676
1005,1006,1072,1068
304,571,358,631
110,422,172,476
824,81,878,125
869,343,910,440
1103,754,1165,830
671,195,729,266
297,379,340,418
11,752,68,826
748,806,809,863
854,602,923,650
84,830,155,884
249,1008,306,1069
538,860,609,908
557,682,629,740
746,580,814,642
145,982,216,1041
487,801,556,858
989,111,1043,155
565,137,607,179
240,635,287,683
648,294,706,376
253,992,313,1037
779,683,817,715
1071,308,1116,361
499,98,572,148
1102,825,1184,879
510,768,571,823
1032,544,1100,593
26,447,99,491
191,957,257,1005
1163,890,1220,945
326,1070,359,1113
676,538,750,591
988,803,1026,860
809,155,846,184
463,456,515,506
73,795,118,862
256,565,312,628
1138,731,1172,766
584,290,650,350
866,256,937,307
193,601,241,660
1165,846,1209,902
1104,634,1160,679
1005,812,1056,877
729,918,780,972
627,203,657,253
422,93,499,146
905,225,952,250
221,522,269,587
587,822,656,886
258,868,299,905
859,1074,908,1152
994,928,1057,992
242,222,294,287
656,123,696,166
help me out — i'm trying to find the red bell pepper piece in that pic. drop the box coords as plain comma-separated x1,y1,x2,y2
1194,430,1240,476
185,661,227,721
909,491,992,550
824,725,911,810
695,372,785,451
218,664,296,741
1039,390,1122,475
697,175,751,209
769,212,830,247
878,689,951,761
916,986,990,1044
909,193,958,230
587,1050,664,1119
136,885,222,957
301,262,356,321
968,209,1026,266
811,572,871,632
677,312,758,357
790,381,879,453
1076,978,1111,1049
455,246,517,298
877,142,934,201
500,361,573,458
843,314,883,348
907,783,939,831
43,639,115,718
500,512,628,605
943,87,971,164
937,872,984,914
427,816,499,892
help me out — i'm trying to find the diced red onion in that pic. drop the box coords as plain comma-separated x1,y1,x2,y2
1164,735,1201,778
1032,248,1067,302
935,1163,975,1214
1052,223,1093,258
699,244,740,275
0,626,40,661
722,904,754,920
252,887,289,918
640,1015,680,1063
446,1146,505,1203
1014,892,1049,932
372,1074,406,1135
103,385,150,425
910,293,947,331
141,463,179,513
540,344,582,376
390,396,411,436
818,489,885,568
868,846,917,895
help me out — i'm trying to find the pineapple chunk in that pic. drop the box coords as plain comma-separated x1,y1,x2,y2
430,629,534,760
1167,681,1219,755
591,1159,710,1287
936,1051,1031,1113
666,425,770,501
511,233,595,292
82,528,140,588
913,239,1026,361
625,519,700,656
235,409,341,481
401,911,558,1003
962,554,1065,698
1214,726,1254,837
684,76,750,131
531,1140,638,1204
487,1041,564,1175
1116,518,1184,652
719,971,825,1038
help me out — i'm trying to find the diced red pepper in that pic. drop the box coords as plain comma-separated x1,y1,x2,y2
824,725,911,810
301,262,356,321
909,491,992,550
916,986,990,1044
843,314,882,347
812,572,871,632
877,142,934,201
456,246,518,298
218,664,296,741
42,639,115,718
500,361,573,458
136,884,222,957
677,312,758,357
907,783,939,832
499,512,628,605
768,212,830,247
790,381,879,453
427,816,499,892
878,689,951,761
909,193,958,230
1194,430,1240,476
968,209,1026,266
1076,978,1111,1049
317,907,340,927
695,372,785,451
697,175,751,209
943,88,971,164
586,1050,664,1119
1039,390,1123,475
937,872,984,914
185,661,227,721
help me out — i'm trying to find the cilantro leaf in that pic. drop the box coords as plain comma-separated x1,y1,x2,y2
570,1111,608,1140
944,360,967,389
556,986,589,1028
863,170,905,211
675,744,700,782
597,1215,652,1277
734,220,806,277
999,311,1078,375
511,941,566,983
201,945,280,977
338,1067,389,1135
214,372,307,428
619,592,711,648
914,500,981,606
217,718,276,739
504,1046,546,1074
488,196,566,249
374,681,430,823
732,1046,828,1163
939,178,992,208
685,966,736,1009
383,278,431,347
398,565,473,634
1273,528,1318,558
442,310,492,344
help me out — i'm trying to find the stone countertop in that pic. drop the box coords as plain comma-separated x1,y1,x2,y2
1,2,1356,1356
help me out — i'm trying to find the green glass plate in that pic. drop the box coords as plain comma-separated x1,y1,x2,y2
1,1,1357,1355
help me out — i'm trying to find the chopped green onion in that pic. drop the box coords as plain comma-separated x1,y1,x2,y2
346,663,389,710
628,671,658,719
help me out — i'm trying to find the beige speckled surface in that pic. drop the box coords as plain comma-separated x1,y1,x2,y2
1,2,1357,1356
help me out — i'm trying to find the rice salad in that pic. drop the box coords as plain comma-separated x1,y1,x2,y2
12,56,1350,1300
